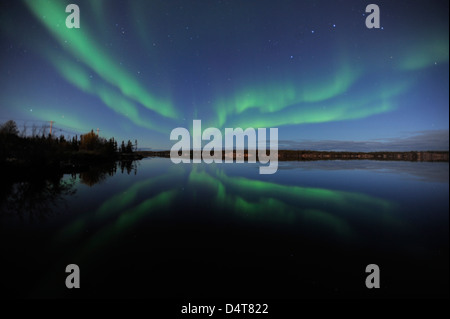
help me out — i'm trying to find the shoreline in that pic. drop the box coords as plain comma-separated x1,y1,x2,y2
1,150,447,178
1,152,144,176
136,150,449,162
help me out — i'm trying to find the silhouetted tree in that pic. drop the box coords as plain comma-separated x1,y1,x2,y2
126,140,133,153
80,130,100,151
0,120,19,136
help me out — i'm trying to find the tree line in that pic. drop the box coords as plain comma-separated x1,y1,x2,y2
0,120,138,167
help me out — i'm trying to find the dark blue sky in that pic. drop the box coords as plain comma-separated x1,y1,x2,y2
0,0,448,150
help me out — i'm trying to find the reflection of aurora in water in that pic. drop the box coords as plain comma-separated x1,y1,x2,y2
188,166,397,236
12,159,446,298
57,162,399,264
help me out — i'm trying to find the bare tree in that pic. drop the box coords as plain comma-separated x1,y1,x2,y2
40,124,47,137
20,122,28,137
0,120,19,135
31,124,37,137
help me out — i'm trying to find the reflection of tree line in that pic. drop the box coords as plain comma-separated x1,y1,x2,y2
73,161,137,186
0,160,137,221
0,173,76,222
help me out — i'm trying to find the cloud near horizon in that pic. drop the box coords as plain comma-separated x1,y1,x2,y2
279,130,449,152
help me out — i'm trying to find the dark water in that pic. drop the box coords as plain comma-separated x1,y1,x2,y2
1,158,448,298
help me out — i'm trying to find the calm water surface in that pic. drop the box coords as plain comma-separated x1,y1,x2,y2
1,158,448,298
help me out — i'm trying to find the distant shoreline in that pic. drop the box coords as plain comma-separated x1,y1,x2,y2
136,150,449,162
1,150,447,178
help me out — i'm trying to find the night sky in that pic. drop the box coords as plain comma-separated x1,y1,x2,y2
0,0,448,150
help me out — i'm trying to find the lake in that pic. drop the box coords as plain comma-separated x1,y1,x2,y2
1,158,448,298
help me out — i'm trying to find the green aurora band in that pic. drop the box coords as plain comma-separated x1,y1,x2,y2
9,0,445,139
398,33,449,71
212,66,413,129
24,0,178,121
47,52,172,134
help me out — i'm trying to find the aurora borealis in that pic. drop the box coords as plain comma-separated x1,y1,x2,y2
0,0,448,150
